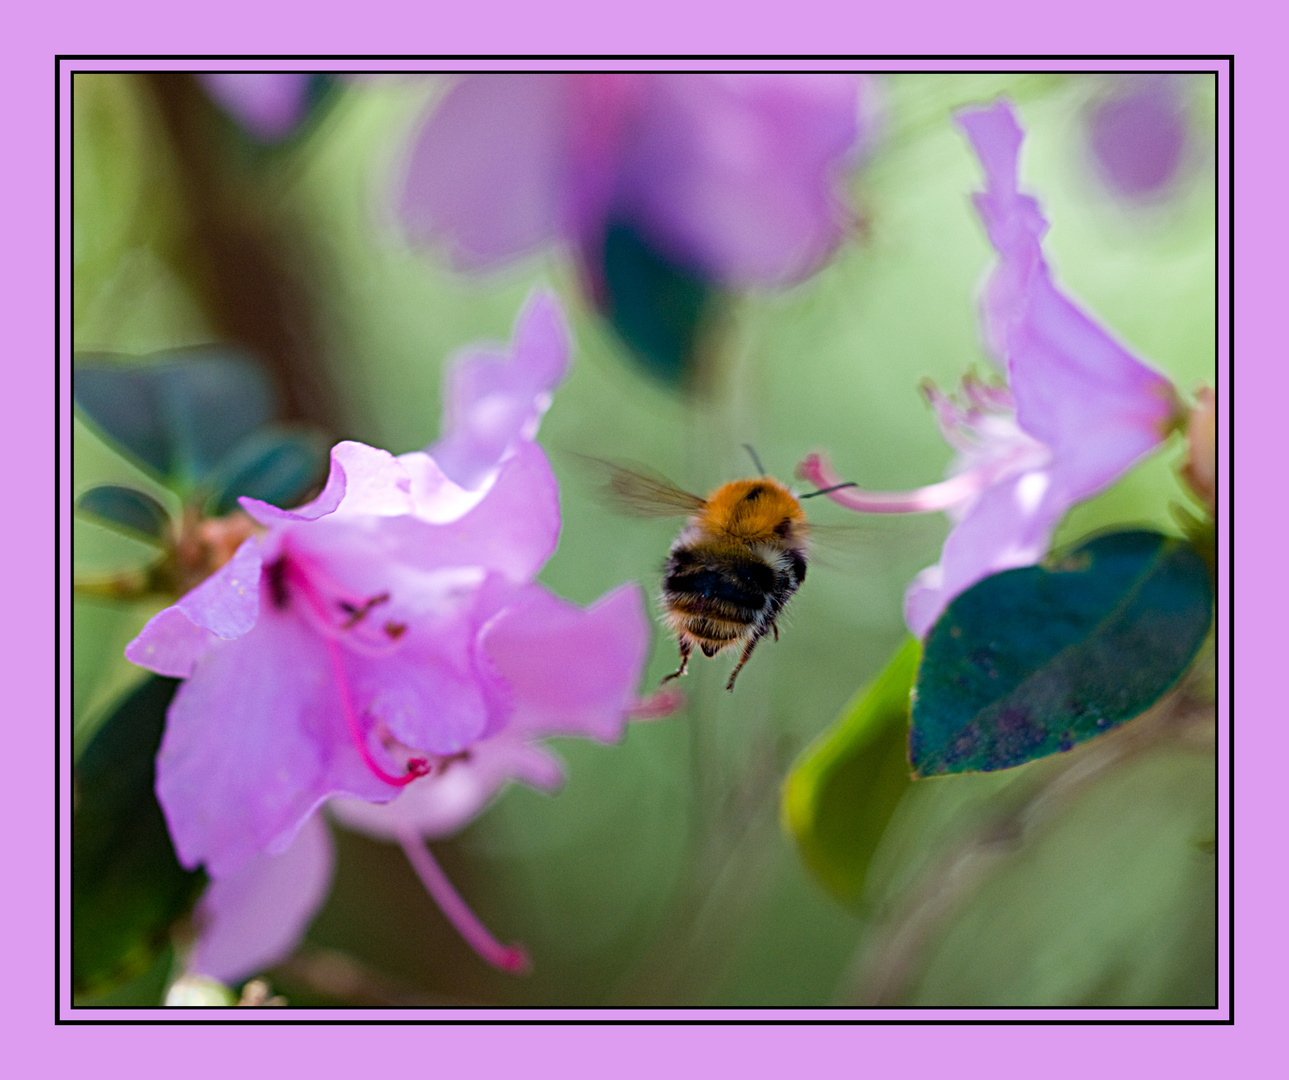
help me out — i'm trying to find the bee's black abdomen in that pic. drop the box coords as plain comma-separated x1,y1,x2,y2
664,566,770,617
788,549,807,585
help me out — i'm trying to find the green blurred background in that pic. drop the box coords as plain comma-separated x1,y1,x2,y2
72,71,1216,1007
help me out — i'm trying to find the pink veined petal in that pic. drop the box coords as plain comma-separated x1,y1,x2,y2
480,581,649,743
186,812,335,985
156,605,395,880
431,290,571,490
125,538,264,677
329,736,566,841
617,73,864,287
957,101,1177,500
399,74,571,269
198,73,314,142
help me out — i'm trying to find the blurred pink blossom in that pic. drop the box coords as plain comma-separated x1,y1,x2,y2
197,73,316,142
399,73,876,292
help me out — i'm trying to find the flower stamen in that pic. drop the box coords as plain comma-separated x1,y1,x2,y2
323,633,426,788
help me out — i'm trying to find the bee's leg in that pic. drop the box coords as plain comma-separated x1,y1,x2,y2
771,621,779,642
725,632,765,692
661,637,693,684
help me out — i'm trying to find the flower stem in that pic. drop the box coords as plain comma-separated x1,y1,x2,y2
396,829,531,975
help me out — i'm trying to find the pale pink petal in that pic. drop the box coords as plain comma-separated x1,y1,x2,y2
125,538,263,677
187,813,334,985
903,468,1061,638
480,582,649,742
156,606,394,879
430,290,571,489
399,75,571,269
242,440,413,526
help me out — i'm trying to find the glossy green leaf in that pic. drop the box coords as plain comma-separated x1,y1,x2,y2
599,219,718,389
911,530,1213,777
73,676,206,996
205,425,328,515
74,347,275,490
782,637,920,906
75,484,172,543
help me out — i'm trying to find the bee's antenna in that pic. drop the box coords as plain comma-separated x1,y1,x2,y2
800,482,858,499
742,444,767,477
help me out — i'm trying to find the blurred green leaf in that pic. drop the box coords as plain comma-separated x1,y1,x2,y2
205,425,328,515
782,636,919,906
76,485,172,544
74,347,275,492
912,530,1213,777
599,219,718,389
896,747,1216,1006
73,675,206,996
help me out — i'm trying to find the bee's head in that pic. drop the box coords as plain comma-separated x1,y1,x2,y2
704,478,806,546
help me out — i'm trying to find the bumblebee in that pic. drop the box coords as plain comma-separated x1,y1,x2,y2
601,451,852,691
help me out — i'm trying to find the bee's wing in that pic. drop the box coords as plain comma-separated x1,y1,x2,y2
583,458,707,518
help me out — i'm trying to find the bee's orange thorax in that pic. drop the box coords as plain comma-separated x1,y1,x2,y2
696,478,805,543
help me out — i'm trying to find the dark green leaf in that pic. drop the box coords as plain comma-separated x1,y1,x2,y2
76,485,172,543
204,425,328,516
911,530,1213,777
599,219,718,389
74,347,276,490
73,676,206,996
782,637,919,906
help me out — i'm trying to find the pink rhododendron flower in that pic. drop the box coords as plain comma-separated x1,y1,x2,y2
799,101,1181,639
399,73,874,291
128,292,660,982
197,73,316,142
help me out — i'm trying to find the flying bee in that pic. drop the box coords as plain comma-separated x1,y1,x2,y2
598,447,855,691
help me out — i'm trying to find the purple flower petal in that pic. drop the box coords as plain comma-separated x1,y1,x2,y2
126,538,263,678
958,102,1178,502
329,736,566,841
241,440,412,527
397,440,562,584
618,74,864,286
156,605,393,879
480,581,649,743
187,812,334,985
430,290,571,490
399,74,570,268
198,73,314,143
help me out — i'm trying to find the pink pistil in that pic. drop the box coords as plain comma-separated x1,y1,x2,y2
797,452,983,514
396,827,531,975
